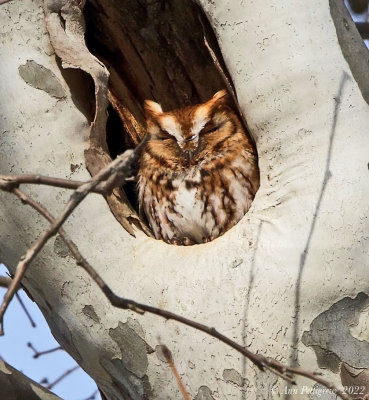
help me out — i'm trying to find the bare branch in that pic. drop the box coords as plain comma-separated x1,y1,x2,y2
287,365,350,398
27,342,62,359
0,275,36,329
16,292,36,328
262,361,296,385
161,344,191,400
44,365,79,390
83,390,98,400
0,276,12,288
0,174,107,194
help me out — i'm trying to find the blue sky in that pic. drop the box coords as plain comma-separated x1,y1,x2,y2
0,264,101,400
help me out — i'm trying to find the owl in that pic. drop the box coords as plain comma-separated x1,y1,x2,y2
137,90,259,245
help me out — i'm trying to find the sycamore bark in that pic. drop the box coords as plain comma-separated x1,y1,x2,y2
0,0,368,399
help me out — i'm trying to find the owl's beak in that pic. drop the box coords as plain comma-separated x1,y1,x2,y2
184,149,195,162
179,135,198,154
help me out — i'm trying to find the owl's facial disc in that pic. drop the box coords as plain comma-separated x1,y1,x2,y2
173,104,211,155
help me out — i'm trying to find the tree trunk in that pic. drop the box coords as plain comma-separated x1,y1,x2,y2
0,0,368,399
0,360,62,400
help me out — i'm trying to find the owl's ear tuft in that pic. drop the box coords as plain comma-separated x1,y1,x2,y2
212,90,228,103
144,100,163,119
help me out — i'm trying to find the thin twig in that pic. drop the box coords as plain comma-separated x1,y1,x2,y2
287,365,350,397
161,344,191,400
15,292,36,327
27,342,62,358
0,174,107,194
83,389,98,400
45,365,79,389
262,362,295,385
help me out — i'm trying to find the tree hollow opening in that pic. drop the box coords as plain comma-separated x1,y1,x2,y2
84,0,260,244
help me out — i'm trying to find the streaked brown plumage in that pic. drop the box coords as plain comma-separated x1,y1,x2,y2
138,90,259,245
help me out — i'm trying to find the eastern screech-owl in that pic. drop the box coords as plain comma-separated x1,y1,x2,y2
138,90,259,245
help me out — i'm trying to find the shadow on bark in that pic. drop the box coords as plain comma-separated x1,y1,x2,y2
241,220,263,399
287,72,350,399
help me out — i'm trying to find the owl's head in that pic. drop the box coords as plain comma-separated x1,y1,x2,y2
143,90,234,158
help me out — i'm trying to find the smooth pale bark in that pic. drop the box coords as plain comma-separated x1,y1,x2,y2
0,1,368,400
